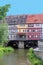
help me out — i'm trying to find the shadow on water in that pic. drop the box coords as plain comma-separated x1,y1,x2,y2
0,49,30,65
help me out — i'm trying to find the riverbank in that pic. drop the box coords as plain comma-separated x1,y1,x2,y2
27,48,43,65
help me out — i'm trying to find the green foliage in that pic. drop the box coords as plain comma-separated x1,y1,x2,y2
27,48,43,65
0,4,10,45
0,4,11,20
0,49,4,57
0,46,14,57
3,47,14,52
0,23,8,45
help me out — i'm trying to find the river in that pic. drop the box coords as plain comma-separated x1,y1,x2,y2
0,49,30,65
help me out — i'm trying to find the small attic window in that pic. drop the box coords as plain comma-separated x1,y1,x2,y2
28,24,34,27
36,24,40,26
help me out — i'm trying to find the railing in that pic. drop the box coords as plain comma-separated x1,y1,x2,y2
15,37,26,40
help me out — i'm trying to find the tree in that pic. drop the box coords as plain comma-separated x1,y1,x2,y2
0,4,10,20
0,23,9,45
0,4,11,46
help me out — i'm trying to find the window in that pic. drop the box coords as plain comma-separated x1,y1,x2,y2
12,30,16,32
23,30,26,32
14,21,16,23
35,30,37,32
8,25,14,30
27,29,31,32
29,29,31,32
23,35,26,38
19,35,26,38
28,35,31,38
19,35,22,38
20,24,25,26
34,24,41,27
9,35,12,40
21,19,23,23
29,35,31,38
36,35,38,38
31,35,34,38
27,30,29,32
28,24,34,27
9,30,12,34
28,35,29,38
32,30,35,32
36,24,40,26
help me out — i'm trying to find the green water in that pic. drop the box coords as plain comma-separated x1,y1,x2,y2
0,49,30,65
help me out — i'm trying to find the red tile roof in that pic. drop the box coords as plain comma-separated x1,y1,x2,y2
27,14,43,23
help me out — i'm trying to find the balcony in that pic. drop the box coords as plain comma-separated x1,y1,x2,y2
16,34,26,40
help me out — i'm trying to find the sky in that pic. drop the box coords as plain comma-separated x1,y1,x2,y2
0,0,43,16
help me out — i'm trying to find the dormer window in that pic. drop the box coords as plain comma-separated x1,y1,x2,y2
36,24,40,26
28,24,34,27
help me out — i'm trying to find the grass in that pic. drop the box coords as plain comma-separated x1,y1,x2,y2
27,48,43,65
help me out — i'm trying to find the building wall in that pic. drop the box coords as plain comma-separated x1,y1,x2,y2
7,23,42,41
8,25,18,40
5,15,43,41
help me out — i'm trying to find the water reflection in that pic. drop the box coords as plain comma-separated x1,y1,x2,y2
0,49,30,65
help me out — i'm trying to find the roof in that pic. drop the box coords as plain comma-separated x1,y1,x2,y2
6,15,27,24
6,14,43,24
27,14,43,23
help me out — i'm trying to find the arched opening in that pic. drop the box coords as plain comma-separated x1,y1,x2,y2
7,40,19,49
24,40,38,49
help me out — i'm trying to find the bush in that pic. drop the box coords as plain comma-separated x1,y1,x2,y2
0,46,14,56
32,59,42,65
27,48,36,59
0,50,3,57
4,47,14,52
27,48,43,65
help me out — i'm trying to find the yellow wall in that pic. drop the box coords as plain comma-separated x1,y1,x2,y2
18,25,27,28
17,24,27,32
